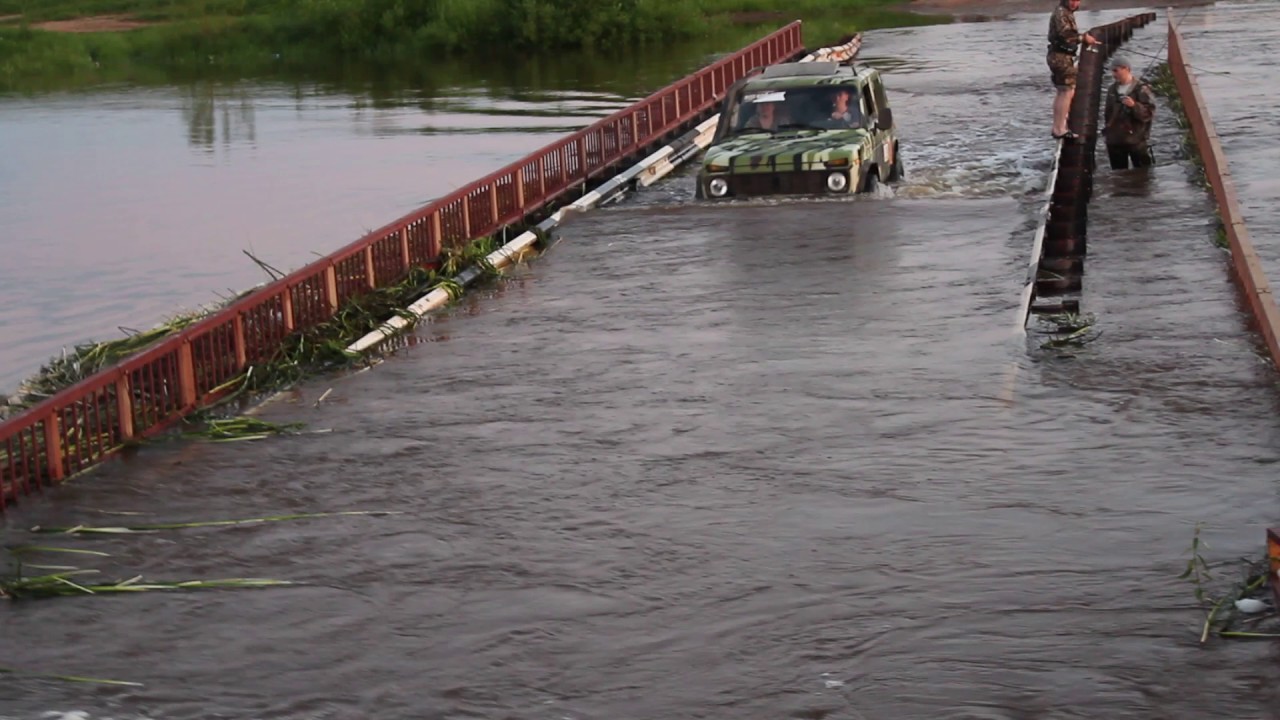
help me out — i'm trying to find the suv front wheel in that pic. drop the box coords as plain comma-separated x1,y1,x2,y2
886,143,904,182
861,168,879,193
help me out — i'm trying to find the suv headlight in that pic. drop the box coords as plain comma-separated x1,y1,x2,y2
826,172,848,192
708,178,729,197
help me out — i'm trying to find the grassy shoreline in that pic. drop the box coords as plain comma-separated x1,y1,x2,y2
0,0,948,92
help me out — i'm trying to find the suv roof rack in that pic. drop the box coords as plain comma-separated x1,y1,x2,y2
759,61,841,78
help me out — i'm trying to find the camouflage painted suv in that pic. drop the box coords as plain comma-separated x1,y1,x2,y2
696,61,902,200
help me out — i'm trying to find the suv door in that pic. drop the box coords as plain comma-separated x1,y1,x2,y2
863,74,893,180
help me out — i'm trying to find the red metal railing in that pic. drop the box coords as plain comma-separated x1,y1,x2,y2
0,22,806,510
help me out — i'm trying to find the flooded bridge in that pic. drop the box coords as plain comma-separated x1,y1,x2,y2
3,3,1280,718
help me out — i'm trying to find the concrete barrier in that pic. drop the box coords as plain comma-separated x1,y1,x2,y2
1167,15,1280,369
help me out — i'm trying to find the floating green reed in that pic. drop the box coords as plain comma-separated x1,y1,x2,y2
0,665,143,687
181,417,308,442
1,569,292,600
31,510,402,534
1037,311,1099,349
8,545,112,557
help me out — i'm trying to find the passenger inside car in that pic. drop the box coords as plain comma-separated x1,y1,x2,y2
741,97,791,131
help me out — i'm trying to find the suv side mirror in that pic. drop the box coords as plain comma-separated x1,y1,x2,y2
877,107,893,129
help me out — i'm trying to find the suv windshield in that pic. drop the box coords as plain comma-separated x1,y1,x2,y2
726,84,864,135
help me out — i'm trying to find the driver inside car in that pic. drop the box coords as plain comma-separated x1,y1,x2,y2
827,88,858,127
742,98,791,131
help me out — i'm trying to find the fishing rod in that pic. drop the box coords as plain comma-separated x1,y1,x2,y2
1122,46,1232,78
1132,7,1191,82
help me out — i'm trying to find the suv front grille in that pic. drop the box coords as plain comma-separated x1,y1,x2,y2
728,171,836,197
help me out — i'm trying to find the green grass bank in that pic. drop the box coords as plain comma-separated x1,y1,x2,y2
0,0,947,92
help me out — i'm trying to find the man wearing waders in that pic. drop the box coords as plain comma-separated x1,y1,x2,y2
1047,0,1100,140
1102,56,1156,169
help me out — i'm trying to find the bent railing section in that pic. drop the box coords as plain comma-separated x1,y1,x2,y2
0,23,806,510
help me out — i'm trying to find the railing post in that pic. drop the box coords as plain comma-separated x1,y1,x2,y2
490,183,499,224
579,139,588,178
462,197,471,239
430,211,443,259
44,415,65,482
233,314,249,366
280,290,295,333
516,170,525,210
325,264,339,312
178,341,197,409
115,376,134,442
364,246,377,289
400,228,411,269
539,157,547,198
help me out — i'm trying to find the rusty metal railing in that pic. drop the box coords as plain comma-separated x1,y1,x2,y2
0,22,806,511
1030,12,1157,313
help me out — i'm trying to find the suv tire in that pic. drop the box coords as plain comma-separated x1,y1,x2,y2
887,143,904,182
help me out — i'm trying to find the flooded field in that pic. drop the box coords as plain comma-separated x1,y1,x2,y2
4,3,1280,719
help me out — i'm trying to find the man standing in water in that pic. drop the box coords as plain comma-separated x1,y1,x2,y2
1102,57,1156,169
1047,0,1101,140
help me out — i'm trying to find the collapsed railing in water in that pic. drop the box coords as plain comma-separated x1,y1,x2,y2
1018,12,1158,322
0,23,807,511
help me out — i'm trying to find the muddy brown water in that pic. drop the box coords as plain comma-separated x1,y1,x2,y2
5,4,1280,719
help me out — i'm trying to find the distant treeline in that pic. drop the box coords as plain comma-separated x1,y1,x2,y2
0,0,939,90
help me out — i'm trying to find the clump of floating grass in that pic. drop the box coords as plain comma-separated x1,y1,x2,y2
31,510,401,535
0,665,143,687
1037,311,1100,349
4,545,112,577
231,235,506,395
181,417,308,442
1180,523,1280,643
1,569,292,600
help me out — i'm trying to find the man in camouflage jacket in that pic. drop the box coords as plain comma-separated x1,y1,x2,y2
1047,0,1100,140
1102,56,1156,169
